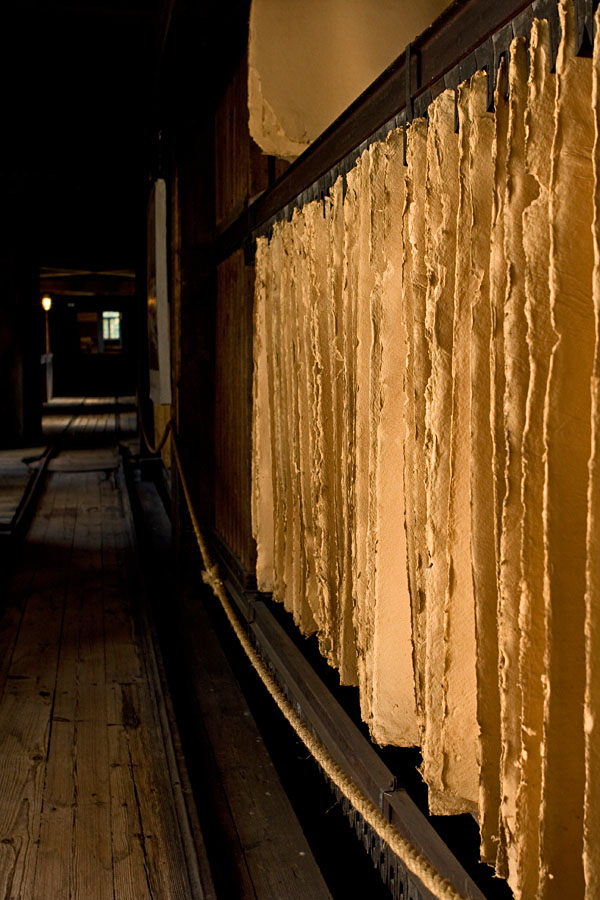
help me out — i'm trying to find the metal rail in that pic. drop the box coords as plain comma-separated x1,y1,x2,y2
216,0,596,261
208,0,600,894
210,532,489,900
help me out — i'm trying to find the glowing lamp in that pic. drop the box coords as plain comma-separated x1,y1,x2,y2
41,296,52,312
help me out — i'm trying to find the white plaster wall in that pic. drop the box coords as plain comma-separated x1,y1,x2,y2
248,0,453,160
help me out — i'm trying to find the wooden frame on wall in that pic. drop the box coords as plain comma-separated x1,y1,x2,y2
147,177,172,406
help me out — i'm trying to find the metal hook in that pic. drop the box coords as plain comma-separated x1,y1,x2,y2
405,43,414,125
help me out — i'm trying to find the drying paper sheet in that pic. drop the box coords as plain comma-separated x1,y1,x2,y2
422,89,463,814
293,210,321,635
342,167,360,688
541,2,594,897
515,18,555,900
585,11,600,900
352,149,377,728
267,226,287,608
466,70,501,869
306,199,338,658
369,131,418,746
364,141,387,737
297,210,322,634
487,56,510,871
498,37,537,885
443,77,480,812
403,118,429,727
276,222,294,617
280,217,302,623
249,7,600,893
329,177,358,685
252,237,275,592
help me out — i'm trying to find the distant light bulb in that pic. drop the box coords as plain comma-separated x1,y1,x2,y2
42,296,52,311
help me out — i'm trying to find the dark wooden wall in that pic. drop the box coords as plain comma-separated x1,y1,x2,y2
164,32,289,576
170,119,216,532
0,184,41,447
215,54,269,231
212,51,288,575
215,249,255,572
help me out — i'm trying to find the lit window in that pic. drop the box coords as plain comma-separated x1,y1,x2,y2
102,311,121,342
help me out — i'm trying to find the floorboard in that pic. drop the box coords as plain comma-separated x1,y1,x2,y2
133,476,334,900
0,439,208,900
0,449,46,530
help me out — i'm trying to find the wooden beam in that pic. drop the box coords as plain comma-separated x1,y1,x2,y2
158,0,178,66
39,274,136,296
211,536,487,900
215,0,555,260
28,4,154,21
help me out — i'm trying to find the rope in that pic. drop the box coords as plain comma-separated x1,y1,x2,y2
158,420,469,900
138,408,173,456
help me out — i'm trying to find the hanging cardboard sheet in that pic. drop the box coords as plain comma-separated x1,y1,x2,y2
352,148,377,728
306,199,338,656
487,55,510,872
498,37,538,886
403,118,429,728
540,2,595,897
341,165,360,689
464,70,502,869
515,18,555,900
443,77,480,813
267,225,287,609
585,11,600,900
252,237,275,592
421,88,462,814
329,177,358,685
369,130,419,746
279,217,301,622
250,6,600,893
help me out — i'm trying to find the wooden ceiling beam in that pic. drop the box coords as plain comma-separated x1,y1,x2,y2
39,274,136,296
31,4,154,21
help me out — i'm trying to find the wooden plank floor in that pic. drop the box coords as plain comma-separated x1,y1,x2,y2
42,397,138,443
135,482,334,900
0,448,46,530
0,448,208,900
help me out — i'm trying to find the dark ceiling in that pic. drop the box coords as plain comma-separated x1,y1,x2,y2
1,0,157,271
1,0,249,275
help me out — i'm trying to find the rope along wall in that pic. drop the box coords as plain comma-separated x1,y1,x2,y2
139,412,468,900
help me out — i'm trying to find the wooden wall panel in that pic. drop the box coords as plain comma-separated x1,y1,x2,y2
170,119,216,538
215,54,270,230
153,402,172,468
215,249,255,573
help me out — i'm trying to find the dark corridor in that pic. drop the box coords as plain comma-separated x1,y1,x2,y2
2,0,579,898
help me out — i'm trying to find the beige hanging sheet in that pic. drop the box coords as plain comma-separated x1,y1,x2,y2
250,3,600,894
540,3,594,897
585,12,600,900
403,117,429,729
422,88,464,814
498,36,537,886
369,130,418,746
466,70,501,870
252,236,274,593
515,17,555,900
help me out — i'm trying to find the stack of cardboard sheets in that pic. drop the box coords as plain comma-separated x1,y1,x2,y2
251,3,600,895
